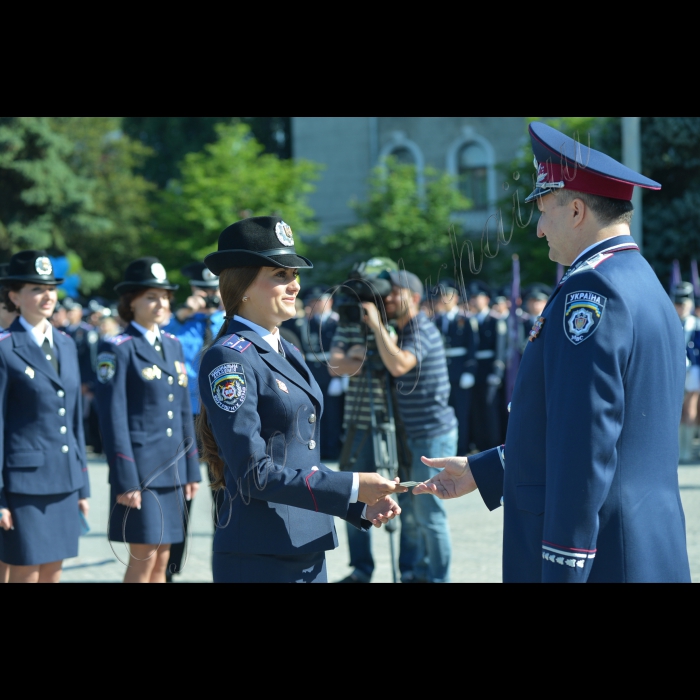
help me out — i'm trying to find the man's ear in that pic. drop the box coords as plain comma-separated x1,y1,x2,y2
571,197,586,229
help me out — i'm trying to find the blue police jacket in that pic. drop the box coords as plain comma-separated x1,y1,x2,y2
0,318,90,508
95,324,201,495
199,319,370,557
163,310,225,414
469,235,691,582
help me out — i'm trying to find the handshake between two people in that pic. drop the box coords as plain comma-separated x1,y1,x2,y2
356,455,478,528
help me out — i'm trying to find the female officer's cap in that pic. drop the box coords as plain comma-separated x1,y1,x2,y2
204,216,313,274
0,249,64,285
114,257,179,294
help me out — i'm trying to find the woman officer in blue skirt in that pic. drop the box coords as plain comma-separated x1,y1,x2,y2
0,250,90,583
197,216,404,583
96,258,201,583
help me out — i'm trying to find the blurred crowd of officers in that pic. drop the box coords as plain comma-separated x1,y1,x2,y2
4,266,697,475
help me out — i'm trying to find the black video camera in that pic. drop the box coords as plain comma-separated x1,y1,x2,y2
203,294,221,309
335,266,392,325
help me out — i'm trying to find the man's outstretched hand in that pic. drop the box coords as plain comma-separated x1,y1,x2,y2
412,456,477,500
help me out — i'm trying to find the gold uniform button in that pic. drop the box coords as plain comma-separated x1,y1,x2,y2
61,445,69,453
166,428,173,437
58,408,66,416
308,440,316,450
309,414,316,423
168,411,173,419
57,390,65,398
168,394,174,402
168,376,174,385
60,426,67,434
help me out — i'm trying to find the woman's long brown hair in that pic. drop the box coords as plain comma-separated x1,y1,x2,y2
196,266,261,491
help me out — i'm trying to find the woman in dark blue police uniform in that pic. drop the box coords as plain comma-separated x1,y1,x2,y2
96,258,201,583
0,250,90,583
197,216,405,583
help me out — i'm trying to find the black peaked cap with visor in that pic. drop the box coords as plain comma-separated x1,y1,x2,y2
114,257,179,295
204,216,312,274
0,249,64,285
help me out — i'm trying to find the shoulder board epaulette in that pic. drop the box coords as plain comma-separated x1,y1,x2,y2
221,334,252,353
162,331,179,341
570,252,614,278
106,334,133,346
0,331,11,343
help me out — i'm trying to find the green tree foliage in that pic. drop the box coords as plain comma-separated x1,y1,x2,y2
0,117,156,294
122,117,291,188
636,117,700,285
313,159,471,285
150,122,321,291
48,117,155,293
0,116,98,257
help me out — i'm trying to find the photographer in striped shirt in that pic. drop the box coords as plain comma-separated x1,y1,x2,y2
360,269,457,583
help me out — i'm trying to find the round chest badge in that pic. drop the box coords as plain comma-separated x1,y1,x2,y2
151,262,167,281
275,221,295,247
35,256,53,276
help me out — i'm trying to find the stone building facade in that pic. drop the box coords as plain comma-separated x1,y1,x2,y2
291,117,527,234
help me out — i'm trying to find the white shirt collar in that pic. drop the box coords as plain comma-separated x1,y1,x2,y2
571,235,627,267
131,320,162,346
19,315,54,348
234,315,282,353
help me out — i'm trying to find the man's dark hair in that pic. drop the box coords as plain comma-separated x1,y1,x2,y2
555,189,634,226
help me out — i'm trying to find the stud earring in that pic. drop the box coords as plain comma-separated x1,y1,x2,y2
242,297,249,302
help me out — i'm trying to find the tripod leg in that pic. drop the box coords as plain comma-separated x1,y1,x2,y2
386,522,399,583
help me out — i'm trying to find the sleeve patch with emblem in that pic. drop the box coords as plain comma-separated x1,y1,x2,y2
210,362,247,412
564,291,608,345
97,352,117,383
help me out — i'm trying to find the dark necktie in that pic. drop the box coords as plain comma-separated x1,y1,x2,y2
203,316,213,348
153,335,164,359
42,337,59,374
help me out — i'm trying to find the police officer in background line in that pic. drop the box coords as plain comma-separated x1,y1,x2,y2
415,121,691,583
96,257,201,583
161,261,225,580
0,250,90,583
297,286,344,461
520,284,551,352
674,282,700,462
431,282,477,456
468,282,507,452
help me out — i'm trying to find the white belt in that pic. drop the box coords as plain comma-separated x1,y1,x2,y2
475,350,495,359
444,347,468,357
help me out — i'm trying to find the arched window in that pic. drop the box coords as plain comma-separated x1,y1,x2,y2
378,131,425,198
457,142,489,209
446,127,496,214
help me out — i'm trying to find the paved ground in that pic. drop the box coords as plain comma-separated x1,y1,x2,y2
61,457,700,583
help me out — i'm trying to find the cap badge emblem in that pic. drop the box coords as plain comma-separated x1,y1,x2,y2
151,263,167,281
35,256,53,276
275,221,295,247
202,268,218,282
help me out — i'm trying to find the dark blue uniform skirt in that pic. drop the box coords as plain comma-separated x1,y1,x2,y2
0,490,80,566
212,551,327,583
108,486,186,545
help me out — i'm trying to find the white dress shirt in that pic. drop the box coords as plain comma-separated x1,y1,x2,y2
19,315,54,349
132,320,162,346
234,315,368,517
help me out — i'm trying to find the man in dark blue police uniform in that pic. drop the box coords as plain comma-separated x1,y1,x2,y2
468,282,508,452
415,121,691,583
431,282,477,455
298,286,343,460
